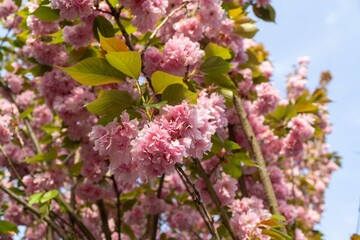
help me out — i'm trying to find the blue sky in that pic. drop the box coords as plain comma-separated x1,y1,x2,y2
254,0,360,239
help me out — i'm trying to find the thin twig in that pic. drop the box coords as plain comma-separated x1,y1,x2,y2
0,184,67,239
112,176,122,240
151,174,165,240
97,199,112,240
0,146,23,186
193,158,239,240
144,2,188,51
105,0,134,51
56,194,97,240
175,164,220,240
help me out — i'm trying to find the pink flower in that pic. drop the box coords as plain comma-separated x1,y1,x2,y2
27,15,59,36
168,205,199,230
63,23,94,49
143,47,164,77
0,123,11,144
162,34,204,76
16,90,35,110
214,175,238,205
131,121,186,179
23,38,68,66
90,112,139,164
0,0,17,19
39,69,78,108
259,61,273,78
173,17,203,41
80,142,108,181
32,105,53,128
141,195,167,215
51,0,94,19
288,114,315,141
76,181,105,202
4,73,24,94
256,0,271,7
122,0,168,33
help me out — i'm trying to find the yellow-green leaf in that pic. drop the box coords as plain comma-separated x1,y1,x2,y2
31,6,60,22
161,84,197,105
204,43,232,60
106,51,141,79
201,56,232,75
99,33,128,52
151,71,187,94
40,190,59,203
58,57,125,86
0,220,19,234
86,90,133,115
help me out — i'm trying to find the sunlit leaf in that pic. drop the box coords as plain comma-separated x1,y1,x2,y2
31,6,60,22
0,220,19,234
58,57,125,86
106,51,142,79
151,71,187,94
161,84,197,105
86,90,133,115
204,43,232,60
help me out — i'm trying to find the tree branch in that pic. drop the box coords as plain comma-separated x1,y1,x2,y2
56,193,97,240
233,94,280,215
97,199,112,240
105,0,134,51
112,176,122,240
0,184,67,239
144,2,188,51
175,164,220,240
193,158,239,240
150,174,165,240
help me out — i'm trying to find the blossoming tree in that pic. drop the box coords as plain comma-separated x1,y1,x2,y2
0,0,340,239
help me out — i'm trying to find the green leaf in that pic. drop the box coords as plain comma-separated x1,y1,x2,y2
40,190,59,203
15,0,22,7
99,32,128,52
58,57,125,86
200,57,232,75
69,162,84,177
217,225,230,238
262,228,292,240
31,6,60,22
143,100,168,109
234,22,259,38
122,223,135,240
223,154,243,179
294,102,318,113
49,29,63,44
161,84,197,105
151,71,187,94
223,140,241,150
106,51,142,79
218,87,234,107
0,220,19,234
204,43,231,60
93,15,115,41
41,124,61,134
39,203,49,218
108,0,118,7
86,90,133,115
272,214,286,221
20,106,34,119
253,4,276,22
205,74,236,90
29,192,44,205
26,148,57,163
